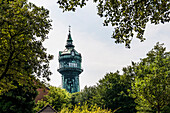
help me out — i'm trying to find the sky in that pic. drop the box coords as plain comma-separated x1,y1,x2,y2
29,0,170,90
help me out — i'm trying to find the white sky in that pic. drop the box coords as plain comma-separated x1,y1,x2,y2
29,0,170,90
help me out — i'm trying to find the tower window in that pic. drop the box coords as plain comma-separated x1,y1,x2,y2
69,62,77,67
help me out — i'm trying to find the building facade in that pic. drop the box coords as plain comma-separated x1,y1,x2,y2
57,29,83,93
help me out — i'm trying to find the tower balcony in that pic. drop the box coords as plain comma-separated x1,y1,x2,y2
57,67,83,74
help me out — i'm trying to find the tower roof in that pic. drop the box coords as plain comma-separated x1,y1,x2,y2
59,26,81,56
65,26,75,49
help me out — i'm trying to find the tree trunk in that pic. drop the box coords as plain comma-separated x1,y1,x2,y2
157,104,160,113
0,52,13,80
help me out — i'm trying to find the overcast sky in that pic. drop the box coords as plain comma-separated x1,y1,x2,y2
29,0,170,90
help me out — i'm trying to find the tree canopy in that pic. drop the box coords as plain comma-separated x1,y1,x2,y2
95,72,136,112
66,72,136,113
57,0,170,48
130,43,170,113
35,86,71,112
0,0,53,94
0,79,37,113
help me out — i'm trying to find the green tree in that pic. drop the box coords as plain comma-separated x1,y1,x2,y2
130,43,170,113
35,86,71,112
0,78,38,113
80,86,97,106
162,104,170,113
70,92,83,106
95,72,136,113
0,0,53,94
60,103,113,113
57,0,170,48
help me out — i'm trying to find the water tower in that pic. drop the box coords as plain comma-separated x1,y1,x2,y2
57,28,83,93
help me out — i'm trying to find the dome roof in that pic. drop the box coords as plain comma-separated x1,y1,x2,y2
60,48,79,55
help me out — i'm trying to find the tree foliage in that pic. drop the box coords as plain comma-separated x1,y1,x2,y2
57,0,170,48
60,103,113,113
0,79,38,113
77,85,97,106
69,42,169,113
35,86,71,112
130,43,170,113
69,72,136,113
95,72,136,113
0,0,53,94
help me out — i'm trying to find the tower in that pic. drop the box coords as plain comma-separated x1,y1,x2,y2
57,28,83,93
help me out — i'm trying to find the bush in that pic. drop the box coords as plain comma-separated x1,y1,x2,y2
60,103,115,113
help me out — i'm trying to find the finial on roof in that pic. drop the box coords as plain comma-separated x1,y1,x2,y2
68,25,72,41
69,25,71,33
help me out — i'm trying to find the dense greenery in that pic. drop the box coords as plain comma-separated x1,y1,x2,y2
35,43,169,113
35,73,136,113
57,0,170,48
0,79,37,113
60,104,113,113
96,72,136,112
0,0,53,112
130,43,170,113
35,86,71,112
69,72,136,113
0,0,53,94
35,86,115,113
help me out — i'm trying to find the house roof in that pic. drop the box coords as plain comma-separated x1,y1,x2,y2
35,87,49,103
37,104,57,113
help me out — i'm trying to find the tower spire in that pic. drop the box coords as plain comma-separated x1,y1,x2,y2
65,26,74,49
69,25,71,33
